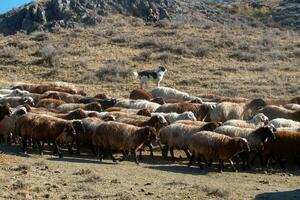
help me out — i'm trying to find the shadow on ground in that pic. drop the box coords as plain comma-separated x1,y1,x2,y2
255,189,300,200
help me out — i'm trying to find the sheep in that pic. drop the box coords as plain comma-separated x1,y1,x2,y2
77,98,117,110
0,106,27,145
159,122,222,161
15,113,83,157
12,83,79,94
0,104,11,121
36,98,66,109
175,120,211,126
0,89,29,97
270,118,300,129
52,109,89,120
188,131,250,171
151,111,197,123
74,117,106,155
92,121,158,164
284,104,300,111
150,87,202,102
210,98,267,122
130,89,153,100
198,94,249,103
23,93,42,105
258,105,300,121
116,115,168,158
41,91,83,103
155,103,212,121
263,131,300,169
214,125,276,169
0,96,35,107
115,99,160,112
223,113,269,128
56,102,103,113
94,93,108,99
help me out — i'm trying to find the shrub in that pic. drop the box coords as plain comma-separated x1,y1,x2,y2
39,44,60,67
194,45,211,57
134,51,152,61
30,31,48,41
96,61,132,82
156,51,175,63
229,51,257,62
267,50,287,60
0,46,17,59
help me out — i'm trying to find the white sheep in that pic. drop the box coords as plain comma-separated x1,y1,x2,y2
0,89,29,97
151,111,197,123
159,122,221,161
223,113,269,128
270,118,300,129
115,99,160,112
150,87,195,101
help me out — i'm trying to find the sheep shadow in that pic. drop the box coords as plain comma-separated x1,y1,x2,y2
255,189,300,200
47,156,117,165
146,164,210,175
0,145,31,158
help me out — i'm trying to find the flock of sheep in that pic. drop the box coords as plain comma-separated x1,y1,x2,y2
0,82,300,172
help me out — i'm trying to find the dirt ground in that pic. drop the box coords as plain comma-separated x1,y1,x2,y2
0,145,299,200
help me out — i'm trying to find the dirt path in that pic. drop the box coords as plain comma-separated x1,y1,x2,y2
0,146,299,200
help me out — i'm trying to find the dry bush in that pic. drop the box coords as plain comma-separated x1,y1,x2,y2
134,50,152,61
156,51,175,63
291,48,300,57
202,185,230,198
194,45,211,57
267,49,287,60
72,169,92,176
96,60,132,82
39,44,60,67
154,19,171,28
215,33,236,48
110,34,134,44
12,180,28,190
30,31,48,41
137,38,160,49
81,175,103,183
79,57,88,67
0,46,17,59
229,50,257,62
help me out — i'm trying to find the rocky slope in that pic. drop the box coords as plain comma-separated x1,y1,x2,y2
0,0,248,35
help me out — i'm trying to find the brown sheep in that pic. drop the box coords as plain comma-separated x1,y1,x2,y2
15,113,83,158
0,104,11,120
41,91,83,103
136,108,151,117
56,102,103,113
117,115,168,158
36,98,66,109
12,83,78,94
92,121,157,164
94,93,108,99
258,105,300,121
188,131,250,171
129,89,153,100
198,94,249,103
263,131,300,169
150,97,165,105
290,96,300,104
155,103,212,121
52,109,89,120
210,98,267,122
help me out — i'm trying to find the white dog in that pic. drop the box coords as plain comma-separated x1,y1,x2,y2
133,66,167,89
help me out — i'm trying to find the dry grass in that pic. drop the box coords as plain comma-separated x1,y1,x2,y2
0,14,298,99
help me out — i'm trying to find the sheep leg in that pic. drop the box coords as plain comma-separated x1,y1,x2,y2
198,157,203,169
120,150,128,162
97,146,103,161
139,148,143,160
37,141,44,155
187,154,195,167
156,81,160,88
53,141,63,158
208,159,213,168
148,143,154,158
22,137,28,154
229,159,238,172
183,148,191,159
132,150,139,165
89,141,97,156
162,145,169,158
218,160,224,172
170,147,175,162
108,149,117,162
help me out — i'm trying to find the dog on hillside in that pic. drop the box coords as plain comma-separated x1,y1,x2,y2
133,66,167,89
